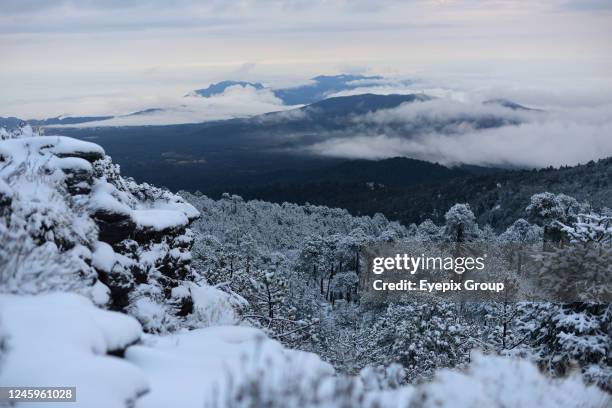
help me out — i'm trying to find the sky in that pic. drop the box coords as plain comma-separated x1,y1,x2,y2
1,0,612,118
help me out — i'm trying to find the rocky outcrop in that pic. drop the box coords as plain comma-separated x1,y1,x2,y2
0,126,202,332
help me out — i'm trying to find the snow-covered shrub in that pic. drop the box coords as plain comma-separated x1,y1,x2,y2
187,283,244,327
211,372,368,408
410,353,610,408
127,297,179,333
527,303,612,391
207,347,364,408
359,363,406,391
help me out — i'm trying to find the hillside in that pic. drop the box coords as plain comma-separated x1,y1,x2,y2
227,157,612,229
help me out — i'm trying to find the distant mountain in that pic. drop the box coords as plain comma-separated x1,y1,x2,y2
257,92,521,134
2,115,115,129
484,99,540,111
186,74,386,105
0,116,25,129
126,108,165,116
29,115,114,126
2,92,429,133
273,74,383,105
300,93,430,117
257,93,430,131
1,115,116,129
187,80,265,97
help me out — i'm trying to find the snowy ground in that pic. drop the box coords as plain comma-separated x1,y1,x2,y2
0,293,334,408
1,293,609,408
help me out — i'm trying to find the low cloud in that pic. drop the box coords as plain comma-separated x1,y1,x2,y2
45,84,292,127
357,98,530,127
305,100,612,168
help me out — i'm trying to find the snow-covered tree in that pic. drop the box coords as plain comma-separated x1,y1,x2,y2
529,210,611,390
526,192,590,243
499,218,543,244
443,204,480,242
360,303,476,381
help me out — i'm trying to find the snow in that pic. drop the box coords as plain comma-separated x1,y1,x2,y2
0,136,104,169
132,209,189,231
89,181,133,216
365,388,415,408
125,326,334,408
0,135,100,294
2,294,606,408
92,241,117,272
0,138,42,175
137,243,169,268
89,280,111,306
413,352,610,408
128,298,168,333
0,177,12,198
87,180,196,235
188,283,239,326
153,198,200,221
48,156,93,173
0,293,147,408
170,284,190,299
47,136,105,159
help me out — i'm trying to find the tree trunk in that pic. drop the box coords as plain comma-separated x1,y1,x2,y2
326,264,334,300
266,283,273,319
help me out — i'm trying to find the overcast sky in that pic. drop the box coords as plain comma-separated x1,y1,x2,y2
1,0,612,117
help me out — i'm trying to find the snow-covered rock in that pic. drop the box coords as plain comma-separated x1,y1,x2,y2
132,209,189,232
0,293,147,408
48,136,105,162
0,127,205,332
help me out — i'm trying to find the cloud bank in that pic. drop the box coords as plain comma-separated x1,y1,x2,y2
305,98,612,168
46,85,292,127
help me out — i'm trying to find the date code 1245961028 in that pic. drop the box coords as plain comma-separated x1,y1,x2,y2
0,387,76,402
